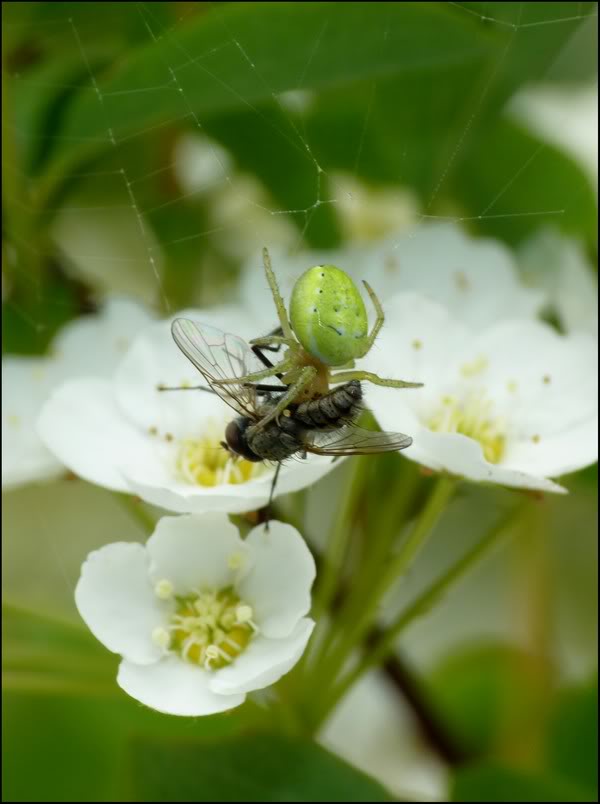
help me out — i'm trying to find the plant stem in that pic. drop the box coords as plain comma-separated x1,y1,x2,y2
309,475,457,726
308,458,422,678
317,501,522,726
311,457,369,621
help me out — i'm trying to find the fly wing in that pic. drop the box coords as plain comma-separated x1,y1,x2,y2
171,318,279,417
304,425,413,456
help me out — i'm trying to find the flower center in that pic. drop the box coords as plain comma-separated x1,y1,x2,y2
427,390,506,464
153,586,257,671
176,422,264,487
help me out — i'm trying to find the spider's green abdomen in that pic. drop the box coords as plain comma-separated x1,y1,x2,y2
289,265,368,366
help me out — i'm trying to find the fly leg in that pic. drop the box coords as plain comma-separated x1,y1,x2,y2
263,462,282,532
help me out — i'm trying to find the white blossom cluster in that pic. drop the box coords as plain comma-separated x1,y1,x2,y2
3,222,596,715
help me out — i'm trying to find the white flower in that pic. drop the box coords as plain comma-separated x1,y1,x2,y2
2,299,154,490
329,172,419,244
366,293,598,493
75,513,315,716
38,306,343,513
519,228,598,337
509,81,598,193
239,222,543,330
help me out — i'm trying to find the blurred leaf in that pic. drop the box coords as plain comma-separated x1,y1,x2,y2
451,763,594,803
545,677,598,796
125,732,393,802
453,117,598,248
205,104,342,248
38,2,594,201
3,603,117,695
8,55,97,175
428,642,547,758
2,691,243,803
2,603,247,802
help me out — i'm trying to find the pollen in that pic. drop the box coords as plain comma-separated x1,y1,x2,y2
227,552,246,571
158,588,257,670
460,355,488,378
154,579,174,600
176,423,265,488
428,389,506,464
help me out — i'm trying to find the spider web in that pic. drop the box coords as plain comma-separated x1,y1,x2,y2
1,1,597,617
2,1,596,337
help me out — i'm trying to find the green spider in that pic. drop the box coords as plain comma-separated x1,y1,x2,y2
214,247,423,426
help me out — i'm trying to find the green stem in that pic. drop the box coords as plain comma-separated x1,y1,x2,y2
309,459,422,678
309,475,457,725
318,501,523,725
296,458,370,684
311,457,369,621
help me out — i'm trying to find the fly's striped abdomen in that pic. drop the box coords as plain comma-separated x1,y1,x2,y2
294,380,363,430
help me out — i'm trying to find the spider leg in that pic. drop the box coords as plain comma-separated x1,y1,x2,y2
213,358,294,386
262,247,294,340
356,280,385,358
330,369,423,389
249,365,318,428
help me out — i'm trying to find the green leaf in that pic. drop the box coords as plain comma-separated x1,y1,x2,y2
2,605,247,801
125,732,394,802
39,2,595,195
545,677,598,796
2,603,117,694
35,1,499,208
451,763,594,803
2,691,243,803
428,642,547,757
452,117,598,248
205,104,342,248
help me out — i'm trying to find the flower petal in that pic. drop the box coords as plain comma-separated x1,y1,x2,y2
75,542,169,664
37,378,150,492
366,223,544,327
237,522,316,638
209,618,314,696
52,298,154,379
405,427,566,494
364,292,470,394
117,655,245,716
146,513,249,595
123,452,342,515
2,357,65,489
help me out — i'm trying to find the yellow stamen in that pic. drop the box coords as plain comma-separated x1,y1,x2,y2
176,422,265,487
428,390,506,464
165,588,257,670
